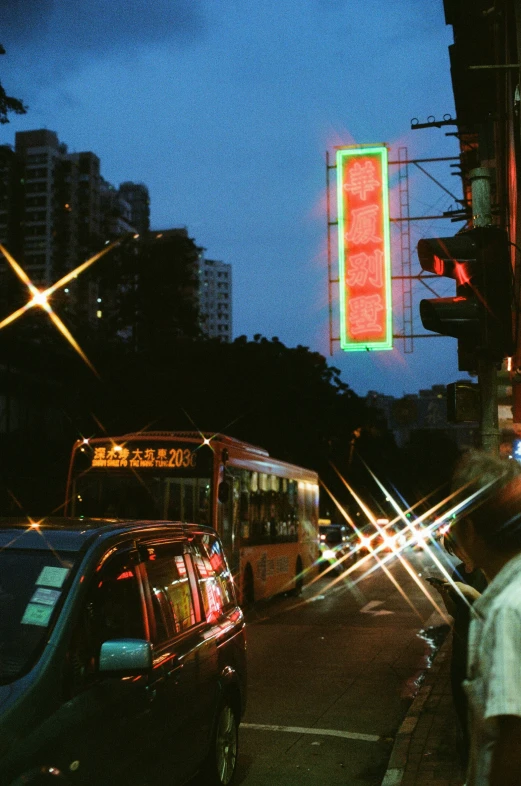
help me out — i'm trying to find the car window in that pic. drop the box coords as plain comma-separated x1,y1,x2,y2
0,548,76,684
66,550,145,692
142,544,197,639
191,534,236,621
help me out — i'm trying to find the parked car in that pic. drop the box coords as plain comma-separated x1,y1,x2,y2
318,523,356,573
0,517,246,786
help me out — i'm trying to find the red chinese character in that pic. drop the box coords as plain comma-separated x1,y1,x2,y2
349,295,384,335
344,160,380,201
347,250,384,288
346,204,380,245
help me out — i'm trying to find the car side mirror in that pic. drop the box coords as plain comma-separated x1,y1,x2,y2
99,638,153,675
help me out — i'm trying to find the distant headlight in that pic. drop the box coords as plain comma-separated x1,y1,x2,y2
323,549,336,560
360,536,371,548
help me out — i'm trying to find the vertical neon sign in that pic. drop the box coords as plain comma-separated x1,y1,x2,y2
336,145,392,351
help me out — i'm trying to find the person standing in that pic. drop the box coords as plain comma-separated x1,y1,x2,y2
436,534,487,769
449,449,521,786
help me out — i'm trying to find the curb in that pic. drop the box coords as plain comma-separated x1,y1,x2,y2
381,617,451,786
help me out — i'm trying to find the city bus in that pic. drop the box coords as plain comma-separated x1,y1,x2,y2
65,431,320,605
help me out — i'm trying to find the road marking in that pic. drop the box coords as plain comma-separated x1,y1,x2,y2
241,723,380,743
360,600,394,616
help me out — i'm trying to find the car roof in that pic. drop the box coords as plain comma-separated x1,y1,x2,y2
0,517,213,553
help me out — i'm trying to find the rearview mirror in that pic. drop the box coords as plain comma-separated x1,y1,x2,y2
99,638,153,674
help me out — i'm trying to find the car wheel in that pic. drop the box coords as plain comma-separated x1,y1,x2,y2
198,701,238,786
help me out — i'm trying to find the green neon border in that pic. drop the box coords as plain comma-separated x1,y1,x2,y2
336,144,392,352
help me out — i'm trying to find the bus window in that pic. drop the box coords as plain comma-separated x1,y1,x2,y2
165,478,211,524
239,474,250,539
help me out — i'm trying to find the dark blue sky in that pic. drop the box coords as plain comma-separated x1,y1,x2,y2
1,0,467,398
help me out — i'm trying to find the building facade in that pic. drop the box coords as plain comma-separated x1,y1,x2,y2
198,257,232,341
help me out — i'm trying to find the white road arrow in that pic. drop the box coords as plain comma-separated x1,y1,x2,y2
359,600,394,616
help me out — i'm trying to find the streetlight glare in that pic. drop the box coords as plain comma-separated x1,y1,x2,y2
0,236,130,373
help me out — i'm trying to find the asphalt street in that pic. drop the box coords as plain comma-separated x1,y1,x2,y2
235,548,452,785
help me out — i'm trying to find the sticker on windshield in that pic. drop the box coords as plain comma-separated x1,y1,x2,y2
36,566,69,588
21,603,53,627
30,587,61,606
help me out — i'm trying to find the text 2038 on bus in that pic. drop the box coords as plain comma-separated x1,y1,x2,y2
66,431,320,605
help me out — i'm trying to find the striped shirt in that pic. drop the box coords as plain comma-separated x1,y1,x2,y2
464,551,521,785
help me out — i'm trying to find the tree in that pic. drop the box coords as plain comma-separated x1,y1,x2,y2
0,45,27,124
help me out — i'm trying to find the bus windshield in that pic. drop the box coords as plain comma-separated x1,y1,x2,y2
73,473,212,523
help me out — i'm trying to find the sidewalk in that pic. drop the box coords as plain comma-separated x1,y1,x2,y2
381,631,466,786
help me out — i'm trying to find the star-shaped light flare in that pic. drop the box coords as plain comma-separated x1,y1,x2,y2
0,237,128,375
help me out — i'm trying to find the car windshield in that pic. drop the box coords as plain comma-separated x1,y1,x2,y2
0,548,76,684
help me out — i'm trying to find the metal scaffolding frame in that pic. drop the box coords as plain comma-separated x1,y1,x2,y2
398,147,413,353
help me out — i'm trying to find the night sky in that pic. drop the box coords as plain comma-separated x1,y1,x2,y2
1,0,469,398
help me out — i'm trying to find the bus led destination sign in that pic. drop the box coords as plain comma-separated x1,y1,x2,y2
336,145,392,352
91,445,198,470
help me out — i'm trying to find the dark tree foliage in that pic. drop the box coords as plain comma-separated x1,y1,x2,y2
134,232,203,350
0,45,27,124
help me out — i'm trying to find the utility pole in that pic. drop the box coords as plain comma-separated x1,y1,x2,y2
471,167,500,454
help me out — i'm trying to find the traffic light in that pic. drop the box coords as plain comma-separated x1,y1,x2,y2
446,381,479,423
417,227,514,371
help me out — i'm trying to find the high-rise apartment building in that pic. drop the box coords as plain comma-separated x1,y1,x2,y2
10,130,103,285
118,181,150,235
198,257,232,341
0,144,22,258
0,131,151,326
100,178,135,237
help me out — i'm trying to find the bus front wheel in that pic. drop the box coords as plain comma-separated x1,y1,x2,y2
242,564,254,607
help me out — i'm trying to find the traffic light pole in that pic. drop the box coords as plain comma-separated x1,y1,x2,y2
471,168,500,454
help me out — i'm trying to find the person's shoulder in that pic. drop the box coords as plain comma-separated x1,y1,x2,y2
488,579,521,617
